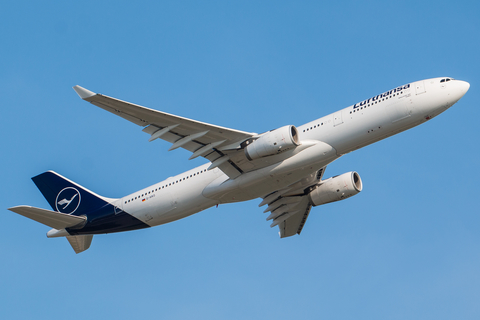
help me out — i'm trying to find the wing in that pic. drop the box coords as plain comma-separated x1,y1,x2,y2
73,86,257,179
261,192,312,238
259,167,326,237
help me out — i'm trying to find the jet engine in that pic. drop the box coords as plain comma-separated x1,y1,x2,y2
244,125,300,161
309,172,362,206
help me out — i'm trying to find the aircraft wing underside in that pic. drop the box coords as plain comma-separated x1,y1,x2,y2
259,167,326,237
73,86,261,179
261,192,312,238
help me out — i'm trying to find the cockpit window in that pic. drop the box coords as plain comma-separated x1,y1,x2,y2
446,78,451,82
440,79,445,83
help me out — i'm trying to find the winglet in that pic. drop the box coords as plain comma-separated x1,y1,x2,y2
73,85,96,100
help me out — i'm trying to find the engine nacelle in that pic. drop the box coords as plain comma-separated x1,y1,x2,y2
244,125,300,161
309,172,363,206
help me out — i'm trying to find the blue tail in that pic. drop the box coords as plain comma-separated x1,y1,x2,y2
32,171,149,236
32,171,110,216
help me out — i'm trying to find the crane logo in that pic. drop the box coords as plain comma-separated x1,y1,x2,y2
55,187,81,214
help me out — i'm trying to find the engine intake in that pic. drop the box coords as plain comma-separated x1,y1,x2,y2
309,172,362,206
245,125,300,161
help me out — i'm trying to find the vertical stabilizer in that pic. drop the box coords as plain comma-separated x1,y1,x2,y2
32,171,114,216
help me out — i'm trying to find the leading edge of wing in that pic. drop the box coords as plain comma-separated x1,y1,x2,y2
72,85,256,138
73,85,259,179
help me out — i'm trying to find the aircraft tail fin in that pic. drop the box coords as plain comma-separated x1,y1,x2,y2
31,171,113,216
9,171,114,254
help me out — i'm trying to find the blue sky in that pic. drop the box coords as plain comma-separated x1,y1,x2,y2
1,1,480,319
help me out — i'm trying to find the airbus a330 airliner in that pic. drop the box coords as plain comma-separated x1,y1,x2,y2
9,77,469,253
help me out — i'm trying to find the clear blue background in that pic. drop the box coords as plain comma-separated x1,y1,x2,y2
1,1,479,319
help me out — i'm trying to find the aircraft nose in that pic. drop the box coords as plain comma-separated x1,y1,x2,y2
459,80,470,96
451,80,470,103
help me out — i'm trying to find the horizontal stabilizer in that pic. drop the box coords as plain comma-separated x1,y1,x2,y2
8,206,86,230
66,235,93,254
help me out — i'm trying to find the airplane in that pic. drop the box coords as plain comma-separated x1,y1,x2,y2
8,77,470,253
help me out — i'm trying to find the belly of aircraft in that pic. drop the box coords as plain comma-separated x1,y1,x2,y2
204,141,341,203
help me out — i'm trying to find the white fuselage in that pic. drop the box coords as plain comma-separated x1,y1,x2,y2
118,78,469,227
